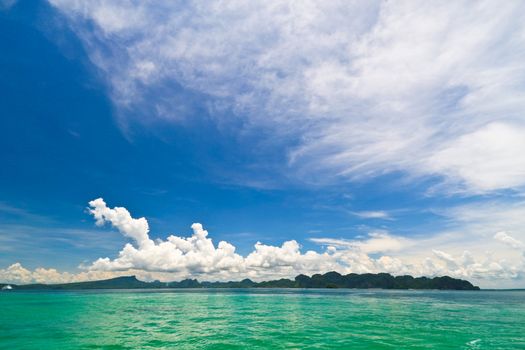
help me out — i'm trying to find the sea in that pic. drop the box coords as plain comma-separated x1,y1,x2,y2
1,289,524,349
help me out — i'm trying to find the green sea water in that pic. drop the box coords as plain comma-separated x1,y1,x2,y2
1,289,524,349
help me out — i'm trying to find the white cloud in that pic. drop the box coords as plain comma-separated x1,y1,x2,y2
427,123,525,192
47,0,525,193
1,198,525,287
350,210,391,220
310,231,408,254
0,262,126,285
88,221,246,276
86,198,336,280
313,199,525,288
494,231,525,250
89,198,153,249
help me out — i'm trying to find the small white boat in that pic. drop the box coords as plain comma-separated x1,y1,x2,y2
1,285,13,290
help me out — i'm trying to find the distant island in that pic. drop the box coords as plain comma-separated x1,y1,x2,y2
1,271,480,290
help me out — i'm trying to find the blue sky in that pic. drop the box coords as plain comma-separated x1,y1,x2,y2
1,1,525,288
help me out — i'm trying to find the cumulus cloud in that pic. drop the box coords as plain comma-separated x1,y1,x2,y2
85,198,336,280
47,0,525,193
83,199,422,280
432,249,521,281
312,199,525,288
2,198,525,287
88,219,246,276
494,231,525,250
89,198,153,249
0,262,126,285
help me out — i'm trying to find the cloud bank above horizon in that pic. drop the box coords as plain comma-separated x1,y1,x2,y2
2,198,524,288
46,0,525,193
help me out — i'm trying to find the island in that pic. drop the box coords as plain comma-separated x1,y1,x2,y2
1,271,480,290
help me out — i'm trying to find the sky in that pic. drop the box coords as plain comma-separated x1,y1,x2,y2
1,0,525,288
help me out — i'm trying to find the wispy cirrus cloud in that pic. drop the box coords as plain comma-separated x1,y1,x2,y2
0,202,52,222
0,0,17,10
47,0,525,194
350,210,391,220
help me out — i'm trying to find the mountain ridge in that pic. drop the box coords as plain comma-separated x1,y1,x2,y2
1,271,480,290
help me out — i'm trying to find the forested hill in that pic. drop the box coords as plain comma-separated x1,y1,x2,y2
2,271,480,290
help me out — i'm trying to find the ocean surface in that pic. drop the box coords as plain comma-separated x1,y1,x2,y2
1,289,524,349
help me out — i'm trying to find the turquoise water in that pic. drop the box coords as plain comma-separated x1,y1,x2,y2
1,289,524,349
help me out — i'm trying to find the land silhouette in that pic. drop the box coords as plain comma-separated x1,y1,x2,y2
1,271,480,290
